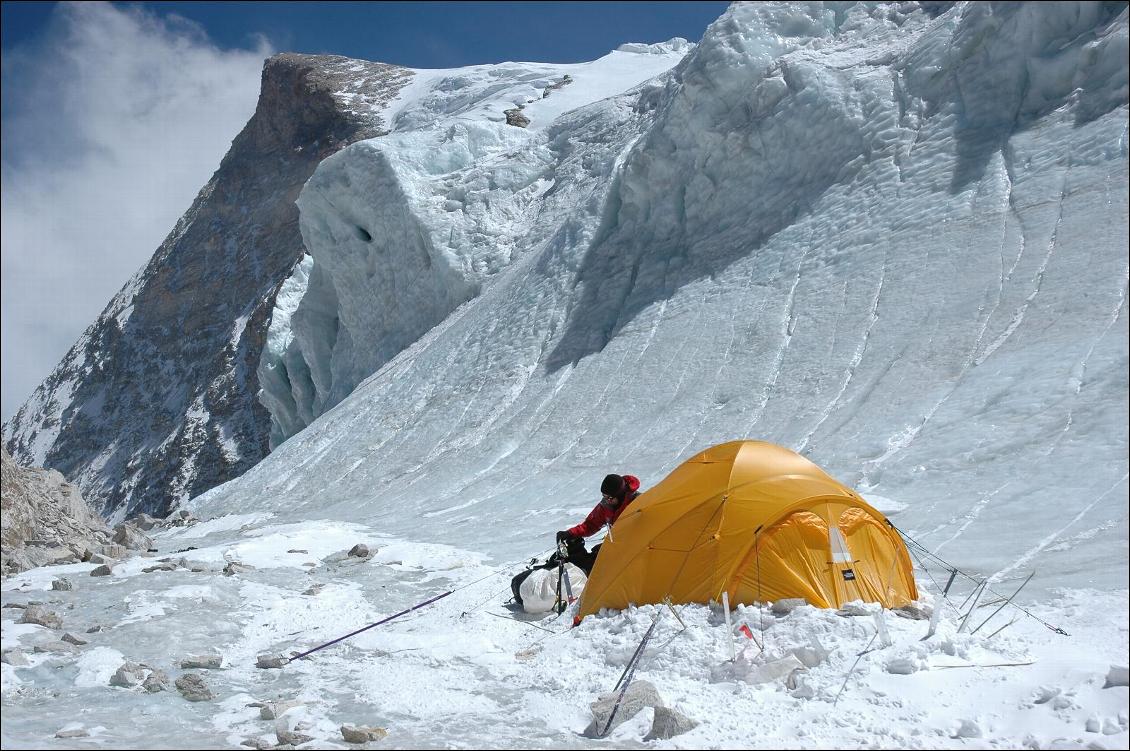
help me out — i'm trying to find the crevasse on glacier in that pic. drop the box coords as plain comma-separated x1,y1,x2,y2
243,2,1128,592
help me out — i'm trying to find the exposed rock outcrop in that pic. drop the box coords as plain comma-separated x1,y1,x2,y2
584,680,665,738
19,605,63,630
341,724,388,743
1,448,109,574
504,106,530,127
111,522,153,551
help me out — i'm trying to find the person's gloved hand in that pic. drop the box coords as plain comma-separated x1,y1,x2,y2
555,530,574,545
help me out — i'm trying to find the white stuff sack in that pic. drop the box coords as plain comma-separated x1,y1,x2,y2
520,564,588,613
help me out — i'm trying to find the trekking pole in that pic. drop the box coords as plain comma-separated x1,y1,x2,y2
833,630,879,707
555,561,565,615
942,568,958,597
562,565,576,606
288,589,454,663
612,623,653,692
958,579,984,612
662,596,687,631
555,539,577,614
985,615,1021,640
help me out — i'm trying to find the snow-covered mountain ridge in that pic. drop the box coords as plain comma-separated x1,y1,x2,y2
1,39,693,519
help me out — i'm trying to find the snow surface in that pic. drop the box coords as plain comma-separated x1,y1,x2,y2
1,516,1126,749
3,2,1128,748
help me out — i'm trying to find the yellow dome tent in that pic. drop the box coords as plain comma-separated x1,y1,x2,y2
575,440,918,620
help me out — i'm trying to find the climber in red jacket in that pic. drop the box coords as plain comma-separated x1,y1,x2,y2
555,473,641,575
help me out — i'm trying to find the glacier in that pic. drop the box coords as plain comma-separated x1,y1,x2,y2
1,2,1127,749
248,1,1127,594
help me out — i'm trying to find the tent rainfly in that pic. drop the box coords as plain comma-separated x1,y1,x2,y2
575,440,918,620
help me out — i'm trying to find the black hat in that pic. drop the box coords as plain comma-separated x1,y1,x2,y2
600,474,624,496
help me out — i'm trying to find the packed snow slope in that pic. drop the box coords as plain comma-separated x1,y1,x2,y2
235,1,1128,597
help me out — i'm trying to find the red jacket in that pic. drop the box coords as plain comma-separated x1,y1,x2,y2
567,475,641,538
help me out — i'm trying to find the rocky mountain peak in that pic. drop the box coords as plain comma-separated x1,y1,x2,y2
246,53,408,156
2,54,413,519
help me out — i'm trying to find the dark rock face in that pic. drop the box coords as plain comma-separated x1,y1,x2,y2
3,54,412,518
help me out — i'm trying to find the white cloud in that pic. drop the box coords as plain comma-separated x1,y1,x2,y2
1,1,272,420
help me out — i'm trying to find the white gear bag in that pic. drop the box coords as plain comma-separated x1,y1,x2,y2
520,564,588,613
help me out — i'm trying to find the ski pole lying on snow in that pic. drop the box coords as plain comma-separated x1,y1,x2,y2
602,611,661,738
284,546,560,665
287,590,454,663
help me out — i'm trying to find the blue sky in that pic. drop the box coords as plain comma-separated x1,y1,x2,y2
2,1,729,66
0,1,728,421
